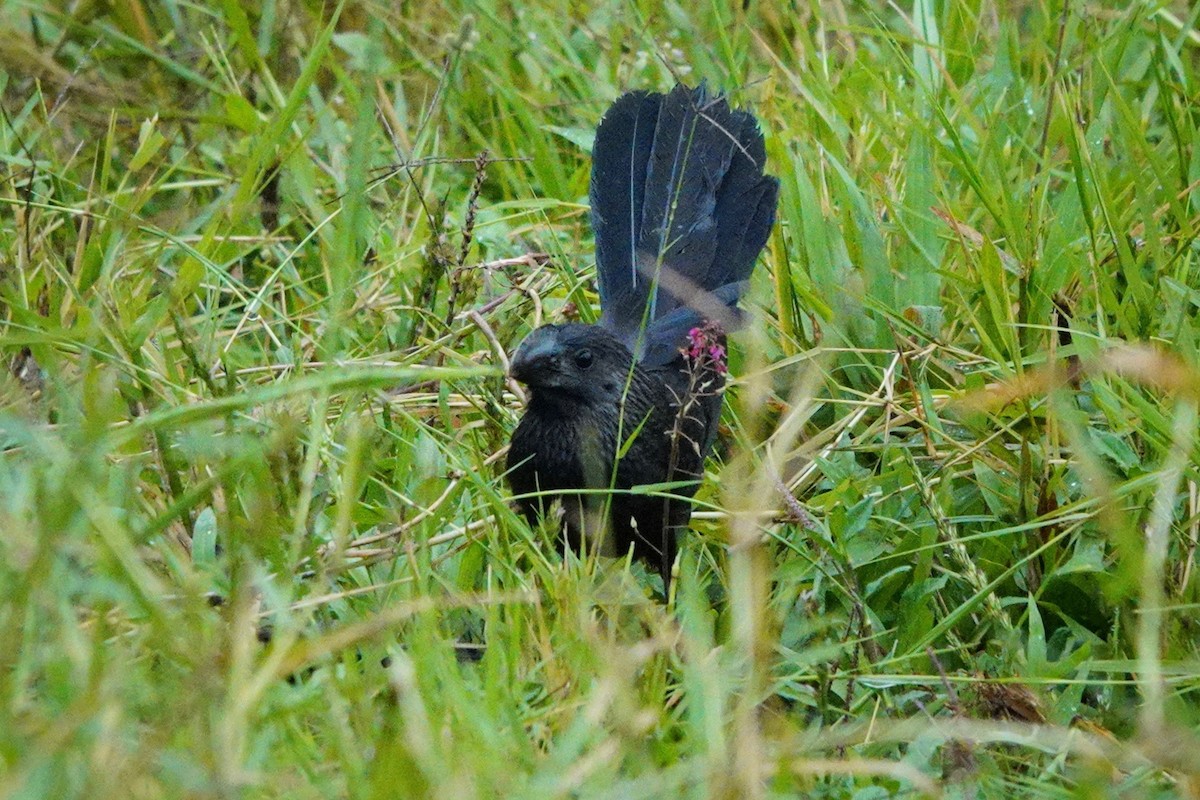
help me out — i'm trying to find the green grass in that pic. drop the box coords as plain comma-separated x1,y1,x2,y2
3,0,1200,797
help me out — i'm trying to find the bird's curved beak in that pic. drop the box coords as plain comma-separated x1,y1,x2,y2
509,328,560,386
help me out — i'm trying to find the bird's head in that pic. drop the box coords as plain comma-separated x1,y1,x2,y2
510,324,634,406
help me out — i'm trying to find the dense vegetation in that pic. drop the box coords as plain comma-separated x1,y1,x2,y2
2,1,1200,797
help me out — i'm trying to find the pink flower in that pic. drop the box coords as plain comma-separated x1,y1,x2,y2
708,344,727,373
682,322,727,374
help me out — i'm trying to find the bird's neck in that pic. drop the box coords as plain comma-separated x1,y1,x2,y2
526,387,594,418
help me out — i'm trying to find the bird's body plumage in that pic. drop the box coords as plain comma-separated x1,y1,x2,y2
507,84,777,593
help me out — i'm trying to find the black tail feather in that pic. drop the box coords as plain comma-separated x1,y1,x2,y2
635,84,730,323
590,84,778,365
708,109,779,290
590,91,662,330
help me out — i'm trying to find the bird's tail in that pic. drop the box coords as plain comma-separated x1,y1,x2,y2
589,83,778,366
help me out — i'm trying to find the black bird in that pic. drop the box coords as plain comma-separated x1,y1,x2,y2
506,84,778,594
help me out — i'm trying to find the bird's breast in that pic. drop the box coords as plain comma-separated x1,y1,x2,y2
510,404,616,491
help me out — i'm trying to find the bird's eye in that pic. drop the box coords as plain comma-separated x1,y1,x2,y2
573,349,594,369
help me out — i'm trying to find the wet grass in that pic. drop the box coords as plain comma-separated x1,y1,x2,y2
2,1,1200,797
